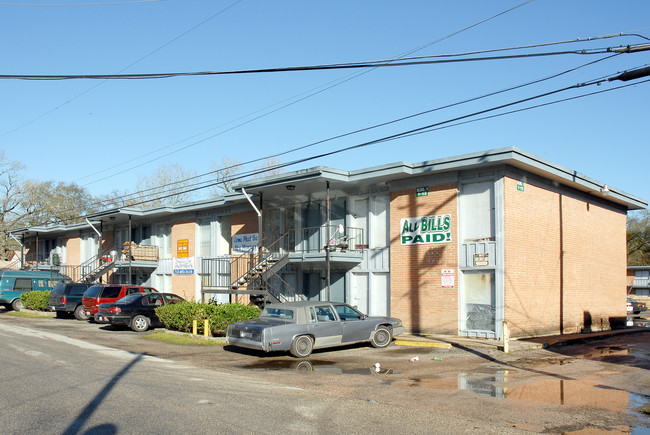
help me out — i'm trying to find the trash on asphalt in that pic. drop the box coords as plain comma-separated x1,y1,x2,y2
432,357,442,361
410,356,419,362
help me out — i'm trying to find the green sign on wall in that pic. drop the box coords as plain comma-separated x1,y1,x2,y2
416,186,428,197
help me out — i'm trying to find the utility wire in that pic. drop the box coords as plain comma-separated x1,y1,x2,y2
0,0,244,140
3,46,647,81
77,63,649,214
84,53,622,204
37,71,650,227
77,0,538,186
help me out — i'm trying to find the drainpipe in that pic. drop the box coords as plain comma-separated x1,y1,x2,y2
326,181,331,301
128,215,132,285
241,188,263,250
9,233,23,268
86,218,103,258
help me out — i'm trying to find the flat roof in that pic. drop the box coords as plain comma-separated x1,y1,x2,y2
236,146,647,210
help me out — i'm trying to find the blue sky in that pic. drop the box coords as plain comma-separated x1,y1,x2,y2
2,0,649,210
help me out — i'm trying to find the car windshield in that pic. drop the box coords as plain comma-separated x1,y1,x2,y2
260,308,294,320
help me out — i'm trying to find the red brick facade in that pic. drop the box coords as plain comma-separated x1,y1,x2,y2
504,177,627,337
389,183,458,334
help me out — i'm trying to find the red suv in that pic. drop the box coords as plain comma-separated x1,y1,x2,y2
82,284,158,320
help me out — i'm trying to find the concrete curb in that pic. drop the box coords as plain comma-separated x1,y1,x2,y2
394,339,452,349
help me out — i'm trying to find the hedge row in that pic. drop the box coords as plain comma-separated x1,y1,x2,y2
21,290,50,311
155,301,261,336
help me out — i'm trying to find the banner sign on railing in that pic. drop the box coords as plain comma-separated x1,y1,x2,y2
233,233,259,255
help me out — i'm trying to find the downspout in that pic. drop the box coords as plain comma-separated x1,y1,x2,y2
85,218,103,258
9,233,23,268
241,188,263,249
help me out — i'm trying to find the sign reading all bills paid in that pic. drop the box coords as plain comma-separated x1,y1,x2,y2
400,214,451,245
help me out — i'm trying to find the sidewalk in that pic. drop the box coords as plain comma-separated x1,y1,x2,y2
394,327,648,352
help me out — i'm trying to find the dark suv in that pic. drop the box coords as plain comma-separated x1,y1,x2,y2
48,283,95,320
82,284,158,320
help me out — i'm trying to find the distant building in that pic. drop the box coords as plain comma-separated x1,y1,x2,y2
9,147,647,339
627,266,650,298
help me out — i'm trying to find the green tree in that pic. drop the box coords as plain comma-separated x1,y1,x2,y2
627,208,650,265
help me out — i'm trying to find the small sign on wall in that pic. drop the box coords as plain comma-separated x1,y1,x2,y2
474,253,489,267
177,239,189,257
441,269,455,288
233,233,259,255
173,257,194,275
416,186,428,197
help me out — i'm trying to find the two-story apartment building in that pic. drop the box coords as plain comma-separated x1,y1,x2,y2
9,147,647,339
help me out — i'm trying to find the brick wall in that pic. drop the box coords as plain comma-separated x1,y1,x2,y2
503,177,627,337
389,183,458,334
171,220,196,301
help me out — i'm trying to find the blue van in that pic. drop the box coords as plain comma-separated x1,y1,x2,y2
0,270,71,311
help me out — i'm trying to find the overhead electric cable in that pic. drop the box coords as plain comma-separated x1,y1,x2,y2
0,0,244,140
3,46,646,81
77,64,649,212
77,0,538,186
82,52,622,197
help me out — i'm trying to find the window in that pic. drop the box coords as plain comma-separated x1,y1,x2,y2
101,286,122,299
126,287,141,295
334,304,363,321
261,308,294,320
70,285,89,296
14,278,33,291
460,181,494,242
315,306,336,322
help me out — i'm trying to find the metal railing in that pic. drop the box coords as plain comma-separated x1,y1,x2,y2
201,225,365,300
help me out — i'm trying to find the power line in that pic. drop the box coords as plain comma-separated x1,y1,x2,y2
0,0,244,140
76,64,649,215
77,1,538,187
82,52,623,203
2,45,646,81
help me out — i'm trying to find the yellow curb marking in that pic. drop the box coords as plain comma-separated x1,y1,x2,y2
394,340,452,349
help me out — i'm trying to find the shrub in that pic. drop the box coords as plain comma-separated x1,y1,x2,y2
156,302,260,336
21,290,50,311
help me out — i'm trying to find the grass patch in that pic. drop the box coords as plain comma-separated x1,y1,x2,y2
3,310,55,319
142,330,225,346
639,406,650,416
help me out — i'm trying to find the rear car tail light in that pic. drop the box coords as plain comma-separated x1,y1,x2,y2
62,296,66,305
108,307,121,314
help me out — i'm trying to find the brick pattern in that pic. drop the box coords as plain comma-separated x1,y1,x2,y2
503,177,627,337
389,184,458,334
171,220,196,301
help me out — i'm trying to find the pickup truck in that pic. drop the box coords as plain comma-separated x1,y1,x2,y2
226,301,404,357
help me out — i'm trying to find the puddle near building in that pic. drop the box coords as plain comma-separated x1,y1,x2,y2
240,359,401,375
412,366,650,432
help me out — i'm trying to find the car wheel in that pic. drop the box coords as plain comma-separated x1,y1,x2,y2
73,305,89,321
11,299,22,311
290,335,314,358
370,326,392,348
130,315,150,332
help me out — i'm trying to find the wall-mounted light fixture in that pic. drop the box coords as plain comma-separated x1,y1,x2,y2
601,184,610,195
286,185,296,191
109,216,116,220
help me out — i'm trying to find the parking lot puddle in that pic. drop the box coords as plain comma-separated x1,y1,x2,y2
412,367,650,432
240,359,401,375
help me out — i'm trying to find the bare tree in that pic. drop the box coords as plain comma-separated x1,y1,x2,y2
628,208,650,266
253,155,283,177
134,163,198,208
209,156,241,196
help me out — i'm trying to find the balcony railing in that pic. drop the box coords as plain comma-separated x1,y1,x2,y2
201,225,365,291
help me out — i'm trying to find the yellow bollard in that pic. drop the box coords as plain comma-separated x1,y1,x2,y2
192,319,197,335
204,319,210,337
